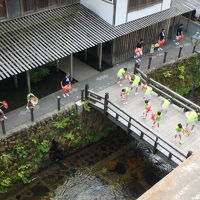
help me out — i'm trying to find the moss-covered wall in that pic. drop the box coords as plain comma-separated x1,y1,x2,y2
0,105,117,193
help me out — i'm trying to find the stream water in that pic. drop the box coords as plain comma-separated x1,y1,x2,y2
1,130,172,200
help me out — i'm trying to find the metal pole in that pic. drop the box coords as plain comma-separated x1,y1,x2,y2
104,93,109,116
81,89,84,101
57,96,61,111
186,150,192,158
14,75,18,88
98,43,103,71
192,45,196,53
30,107,34,122
178,47,183,58
85,84,89,100
148,56,152,69
163,52,168,63
1,120,6,135
26,71,31,93
70,53,73,80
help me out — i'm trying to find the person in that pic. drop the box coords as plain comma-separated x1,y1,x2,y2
120,87,131,104
161,98,171,116
0,101,8,120
174,123,184,144
152,111,162,128
117,68,127,86
174,24,184,45
130,74,141,95
185,110,198,133
26,93,38,110
61,73,71,98
134,39,144,63
158,29,166,51
141,100,152,119
143,83,153,101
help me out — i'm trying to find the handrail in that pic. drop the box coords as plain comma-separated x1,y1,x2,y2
136,68,200,112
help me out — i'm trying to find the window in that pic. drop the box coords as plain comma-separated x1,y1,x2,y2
128,0,163,12
0,0,7,18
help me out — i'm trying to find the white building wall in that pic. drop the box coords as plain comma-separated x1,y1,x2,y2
80,0,114,25
115,0,128,26
162,0,172,10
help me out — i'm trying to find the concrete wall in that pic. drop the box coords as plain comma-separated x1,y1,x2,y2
80,0,114,25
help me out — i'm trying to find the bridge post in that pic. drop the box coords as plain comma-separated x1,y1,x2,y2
104,93,109,116
186,150,193,158
134,63,140,74
1,120,6,135
148,56,152,69
81,89,84,101
163,52,168,63
178,47,183,58
153,137,159,154
85,84,89,100
127,117,131,134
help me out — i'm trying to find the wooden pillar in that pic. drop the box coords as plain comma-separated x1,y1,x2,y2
56,60,59,72
186,12,192,33
14,75,18,88
84,49,87,61
70,53,73,79
98,43,103,71
111,39,116,65
26,71,31,93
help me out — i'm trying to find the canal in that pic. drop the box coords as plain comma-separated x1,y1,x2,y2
1,129,172,200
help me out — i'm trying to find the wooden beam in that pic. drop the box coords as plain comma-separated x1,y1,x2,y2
98,43,103,71
26,71,31,93
14,75,18,88
56,60,59,72
84,49,87,61
70,53,73,79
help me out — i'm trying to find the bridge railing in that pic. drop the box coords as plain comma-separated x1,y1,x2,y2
83,84,189,166
136,68,200,113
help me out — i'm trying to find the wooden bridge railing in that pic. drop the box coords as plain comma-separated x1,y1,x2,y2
136,68,200,114
82,84,189,166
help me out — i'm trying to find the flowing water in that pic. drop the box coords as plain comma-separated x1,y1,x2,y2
1,130,172,200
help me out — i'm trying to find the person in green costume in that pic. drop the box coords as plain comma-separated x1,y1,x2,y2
117,68,127,86
120,87,131,105
131,74,141,95
185,111,198,133
161,98,171,116
143,84,153,101
174,123,184,144
152,111,162,128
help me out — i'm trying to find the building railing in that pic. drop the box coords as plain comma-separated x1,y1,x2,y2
83,84,190,166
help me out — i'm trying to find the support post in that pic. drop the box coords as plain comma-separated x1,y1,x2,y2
56,60,59,72
14,75,18,88
192,45,196,53
153,137,159,154
26,71,31,93
186,12,192,33
134,63,140,74
30,107,34,122
163,52,168,63
85,84,89,100
127,117,131,134
178,47,183,58
104,93,109,115
148,56,152,69
1,120,6,135
98,43,103,71
111,39,116,65
186,150,193,158
140,132,144,139
81,89,84,101
84,49,87,61
70,53,73,80
57,96,61,111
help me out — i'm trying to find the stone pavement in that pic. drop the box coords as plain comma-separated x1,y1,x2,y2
1,34,200,137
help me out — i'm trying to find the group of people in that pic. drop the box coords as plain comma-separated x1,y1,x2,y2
117,67,199,145
135,24,185,63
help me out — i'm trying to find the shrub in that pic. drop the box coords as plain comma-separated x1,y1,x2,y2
30,67,50,83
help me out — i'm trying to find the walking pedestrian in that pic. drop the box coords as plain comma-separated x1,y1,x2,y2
141,100,152,119
120,87,131,104
161,98,171,116
0,101,8,120
134,39,144,63
174,123,184,144
185,111,198,133
152,111,162,128
130,74,141,95
61,73,72,98
158,29,166,51
174,24,184,45
117,68,127,86
143,84,153,101
26,93,38,110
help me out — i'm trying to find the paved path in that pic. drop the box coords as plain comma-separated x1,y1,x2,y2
97,80,200,155
1,35,200,138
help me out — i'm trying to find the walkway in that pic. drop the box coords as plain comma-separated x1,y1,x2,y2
1,34,200,138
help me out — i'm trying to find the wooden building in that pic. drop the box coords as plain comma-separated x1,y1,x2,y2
0,0,198,92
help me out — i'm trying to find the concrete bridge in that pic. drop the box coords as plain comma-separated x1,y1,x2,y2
84,68,200,167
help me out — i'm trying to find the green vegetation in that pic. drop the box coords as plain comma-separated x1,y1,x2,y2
30,66,50,83
150,55,200,96
0,107,117,193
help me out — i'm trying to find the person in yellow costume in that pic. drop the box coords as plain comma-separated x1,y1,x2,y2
131,74,141,95
185,111,198,133
117,68,127,86
161,98,171,116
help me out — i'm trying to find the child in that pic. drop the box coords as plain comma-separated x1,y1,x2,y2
161,98,171,116
120,87,131,104
141,100,152,119
158,29,166,51
174,123,184,144
61,73,71,97
0,101,8,120
134,39,144,63
185,111,198,133
143,83,153,101
152,111,162,128
174,24,184,45
26,93,38,110
117,68,127,86
131,74,141,95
